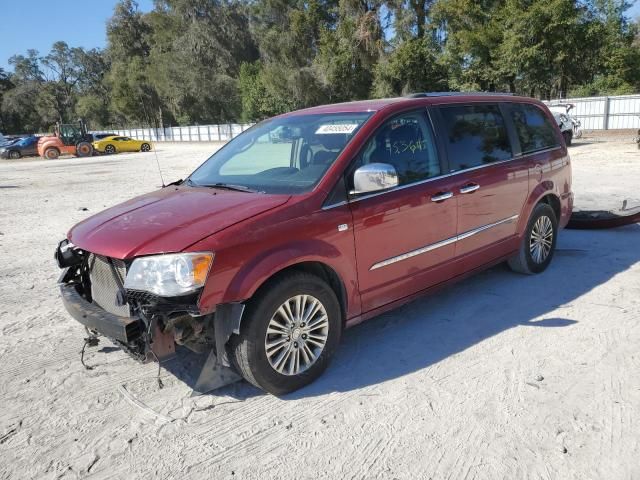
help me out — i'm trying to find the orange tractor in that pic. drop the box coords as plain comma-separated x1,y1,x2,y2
37,120,94,159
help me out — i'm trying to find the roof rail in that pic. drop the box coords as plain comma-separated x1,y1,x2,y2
405,92,514,98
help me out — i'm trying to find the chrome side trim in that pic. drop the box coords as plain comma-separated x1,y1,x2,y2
322,200,348,210
456,214,519,241
370,236,458,270
369,214,519,271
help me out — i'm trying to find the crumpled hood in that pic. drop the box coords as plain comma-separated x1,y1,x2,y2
69,186,290,259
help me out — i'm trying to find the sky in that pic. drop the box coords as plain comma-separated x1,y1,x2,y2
1,0,639,71
0,0,154,70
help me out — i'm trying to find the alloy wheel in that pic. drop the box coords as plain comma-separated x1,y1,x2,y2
264,294,329,376
530,215,553,264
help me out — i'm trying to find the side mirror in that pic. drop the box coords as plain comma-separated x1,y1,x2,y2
351,163,399,195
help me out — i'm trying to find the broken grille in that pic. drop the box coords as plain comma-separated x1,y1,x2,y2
88,254,131,317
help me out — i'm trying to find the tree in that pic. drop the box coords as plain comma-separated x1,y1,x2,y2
315,0,384,102
74,48,112,127
238,61,286,120
0,68,15,132
373,36,448,96
106,0,160,126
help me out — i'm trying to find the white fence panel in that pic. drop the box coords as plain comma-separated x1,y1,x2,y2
546,94,640,130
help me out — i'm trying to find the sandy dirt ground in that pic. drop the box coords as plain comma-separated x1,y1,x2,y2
0,139,639,480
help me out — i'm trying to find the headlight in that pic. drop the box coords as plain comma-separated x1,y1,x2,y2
124,252,214,297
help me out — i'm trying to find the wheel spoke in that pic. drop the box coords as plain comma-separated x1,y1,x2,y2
306,314,328,330
266,336,289,351
291,347,300,375
308,332,328,342
273,345,292,373
280,303,295,325
268,315,289,333
302,299,321,323
306,336,326,349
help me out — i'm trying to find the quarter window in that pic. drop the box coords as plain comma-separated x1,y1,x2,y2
354,112,440,186
510,104,560,154
440,104,512,171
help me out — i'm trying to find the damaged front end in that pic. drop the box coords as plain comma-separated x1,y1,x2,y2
56,239,242,393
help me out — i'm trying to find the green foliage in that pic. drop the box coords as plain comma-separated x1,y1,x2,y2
238,61,288,120
373,37,448,96
1,0,639,133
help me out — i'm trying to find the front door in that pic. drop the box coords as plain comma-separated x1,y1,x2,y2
348,110,459,312
436,103,529,265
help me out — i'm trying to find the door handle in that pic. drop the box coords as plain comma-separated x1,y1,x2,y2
431,191,453,202
459,183,480,194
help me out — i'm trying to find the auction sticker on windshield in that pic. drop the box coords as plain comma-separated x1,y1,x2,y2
315,124,359,134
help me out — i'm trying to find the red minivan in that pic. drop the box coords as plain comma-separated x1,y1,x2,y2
56,93,573,395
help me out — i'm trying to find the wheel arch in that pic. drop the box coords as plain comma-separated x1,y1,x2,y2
538,193,561,221
518,181,560,232
249,261,348,326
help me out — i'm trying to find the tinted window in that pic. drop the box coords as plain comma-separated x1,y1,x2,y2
353,112,440,186
510,104,560,153
440,104,512,171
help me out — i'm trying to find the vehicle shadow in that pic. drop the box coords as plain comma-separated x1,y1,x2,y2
159,225,639,400
284,224,640,399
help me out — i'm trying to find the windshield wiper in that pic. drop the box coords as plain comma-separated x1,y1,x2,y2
204,182,259,193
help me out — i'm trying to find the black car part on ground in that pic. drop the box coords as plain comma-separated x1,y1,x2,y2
567,200,640,229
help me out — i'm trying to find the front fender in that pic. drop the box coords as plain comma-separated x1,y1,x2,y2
223,239,345,302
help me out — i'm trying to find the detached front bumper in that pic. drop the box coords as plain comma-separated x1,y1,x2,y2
59,268,143,343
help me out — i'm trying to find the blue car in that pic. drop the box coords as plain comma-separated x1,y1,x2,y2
0,136,40,159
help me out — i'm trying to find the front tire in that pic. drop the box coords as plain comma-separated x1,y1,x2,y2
76,142,93,157
508,203,558,274
562,130,573,146
104,144,116,155
8,150,21,159
229,272,342,395
44,148,60,160
140,143,151,152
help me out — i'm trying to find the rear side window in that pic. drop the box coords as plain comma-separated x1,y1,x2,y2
510,103,560,154
439,104,512,171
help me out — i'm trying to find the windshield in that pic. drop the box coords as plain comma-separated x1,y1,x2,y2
188,112,373,194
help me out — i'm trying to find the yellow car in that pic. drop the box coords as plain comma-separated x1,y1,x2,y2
93,136,152,154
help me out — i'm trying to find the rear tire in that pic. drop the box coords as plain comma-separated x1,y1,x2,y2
44,148,60,160
508,203,558,275
76,142,93,157
562,130,573,146
8,150,20,159
229,272,342,395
